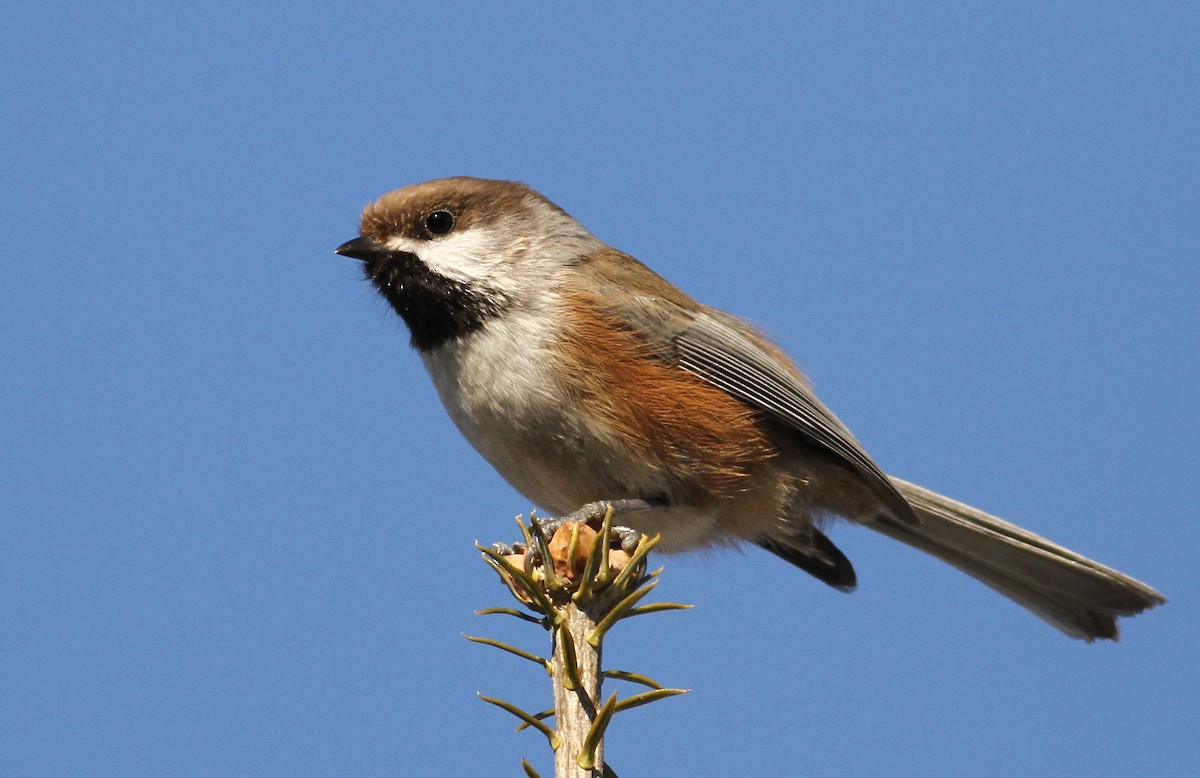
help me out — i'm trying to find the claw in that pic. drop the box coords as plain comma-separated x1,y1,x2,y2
613,525,641,553
535,500,661,552
492,540,529,555
495,500,664,568
524,543,541,575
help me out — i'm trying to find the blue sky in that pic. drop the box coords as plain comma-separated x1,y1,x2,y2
3,3,1197,776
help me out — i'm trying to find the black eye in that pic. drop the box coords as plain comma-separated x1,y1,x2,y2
425,210,455,236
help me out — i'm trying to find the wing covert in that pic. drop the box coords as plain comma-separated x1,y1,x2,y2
572,248,916,525
674,314,917,525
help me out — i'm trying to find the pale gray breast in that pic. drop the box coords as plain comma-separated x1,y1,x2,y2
420,310,667,513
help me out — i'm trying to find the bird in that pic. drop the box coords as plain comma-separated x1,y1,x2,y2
335,176,1164,641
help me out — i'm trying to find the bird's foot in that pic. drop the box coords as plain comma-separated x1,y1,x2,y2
490,498,664,558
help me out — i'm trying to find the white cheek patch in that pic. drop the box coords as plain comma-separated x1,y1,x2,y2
385,229,503,288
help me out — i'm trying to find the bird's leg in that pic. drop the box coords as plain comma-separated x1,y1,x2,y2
536,498,665,553
492,498,665,557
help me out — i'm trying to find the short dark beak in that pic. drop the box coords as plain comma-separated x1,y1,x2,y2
335,235,389,262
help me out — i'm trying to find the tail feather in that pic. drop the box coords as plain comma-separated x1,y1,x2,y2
874,478,1165,640
757,526,858,592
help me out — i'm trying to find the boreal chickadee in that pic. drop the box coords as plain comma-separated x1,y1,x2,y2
336,176,1163,640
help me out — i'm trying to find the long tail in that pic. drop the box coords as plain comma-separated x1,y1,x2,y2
871,478,1165,640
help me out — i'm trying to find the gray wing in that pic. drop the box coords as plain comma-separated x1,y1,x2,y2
575,250,916,526
673,312,918,526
